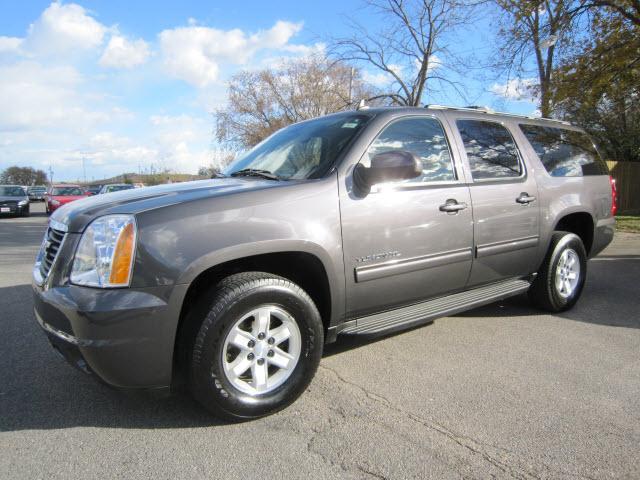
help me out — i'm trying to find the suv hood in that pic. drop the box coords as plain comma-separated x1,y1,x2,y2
51,178,285,232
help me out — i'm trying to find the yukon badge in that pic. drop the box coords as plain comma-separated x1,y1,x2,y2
356,251,401,263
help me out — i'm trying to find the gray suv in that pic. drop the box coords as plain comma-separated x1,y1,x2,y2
32,106,616,419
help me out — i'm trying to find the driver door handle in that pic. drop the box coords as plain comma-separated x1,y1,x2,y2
516,192,536,204
439,199,468,213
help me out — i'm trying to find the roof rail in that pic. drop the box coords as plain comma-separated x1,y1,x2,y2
423,104,572,125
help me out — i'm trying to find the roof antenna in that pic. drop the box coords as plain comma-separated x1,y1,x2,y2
356,99,369,110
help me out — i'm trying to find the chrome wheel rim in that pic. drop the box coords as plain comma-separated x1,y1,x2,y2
555,248,580,299
222,306,301,395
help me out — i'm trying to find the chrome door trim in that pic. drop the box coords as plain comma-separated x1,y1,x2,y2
355,247,473,283
476,235,539,258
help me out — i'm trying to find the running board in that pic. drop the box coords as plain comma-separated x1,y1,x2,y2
340,278,531,336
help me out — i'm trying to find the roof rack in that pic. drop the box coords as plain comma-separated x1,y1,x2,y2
423,104,572,125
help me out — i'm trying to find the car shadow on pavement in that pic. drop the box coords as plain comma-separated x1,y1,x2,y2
0,284,228,432
456,255,640,329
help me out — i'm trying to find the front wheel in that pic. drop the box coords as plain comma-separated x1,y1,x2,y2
529,231,587,312
189,272,324,420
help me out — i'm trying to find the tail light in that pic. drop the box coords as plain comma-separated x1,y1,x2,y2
609,176,618,216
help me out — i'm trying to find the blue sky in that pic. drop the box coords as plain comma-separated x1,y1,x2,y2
0,1,537,181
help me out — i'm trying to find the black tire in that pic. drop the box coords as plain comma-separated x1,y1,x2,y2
22,208,30,217
528,231,587,312
189,272,323,420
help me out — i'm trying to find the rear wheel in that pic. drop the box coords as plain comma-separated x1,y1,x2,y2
188,272,323,420
529,232,587,312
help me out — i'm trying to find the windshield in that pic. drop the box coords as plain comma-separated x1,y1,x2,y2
52,187,83,196
106,185,134,192
28,186,46,193
224,113,373,180
0,186,26,196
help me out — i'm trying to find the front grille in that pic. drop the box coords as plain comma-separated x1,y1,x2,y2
0,200,18,207
39,227,66,278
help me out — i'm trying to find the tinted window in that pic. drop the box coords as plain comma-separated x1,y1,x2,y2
224,114,372,180
364,117,455,183
519,124,608,176
106,185,134,192
52,187,83,195
0,186,26,196
457,120,522,180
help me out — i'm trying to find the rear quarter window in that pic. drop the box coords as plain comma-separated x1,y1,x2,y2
456,119,523,180
519,124,609,176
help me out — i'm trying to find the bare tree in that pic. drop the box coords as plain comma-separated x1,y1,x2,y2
492,0,580,117
331,0,476,106
215,55,375,148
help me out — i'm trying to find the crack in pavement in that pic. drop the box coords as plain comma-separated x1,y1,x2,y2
318,364,597,480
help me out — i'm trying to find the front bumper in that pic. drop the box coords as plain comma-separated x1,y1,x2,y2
32,278,188,389
0,203,28,215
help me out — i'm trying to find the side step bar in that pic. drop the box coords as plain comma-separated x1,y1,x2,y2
340,278,531,336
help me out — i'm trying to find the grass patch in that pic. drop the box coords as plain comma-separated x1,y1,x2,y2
616,216,640,233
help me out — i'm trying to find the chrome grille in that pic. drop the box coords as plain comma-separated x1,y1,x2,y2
39,227,66,278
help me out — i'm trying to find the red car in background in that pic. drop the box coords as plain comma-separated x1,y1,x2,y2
45,184,87,215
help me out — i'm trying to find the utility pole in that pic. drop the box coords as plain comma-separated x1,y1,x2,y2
48,164,54,186
348,67,355,106
82,157,87,185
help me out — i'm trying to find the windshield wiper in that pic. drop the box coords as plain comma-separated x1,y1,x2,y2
229,168,282,181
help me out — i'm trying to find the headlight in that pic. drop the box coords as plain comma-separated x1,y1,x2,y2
51,199,60,206
18,199,28,206
71,215,137,288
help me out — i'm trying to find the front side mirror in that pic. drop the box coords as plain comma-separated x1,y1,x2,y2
354,150,422,193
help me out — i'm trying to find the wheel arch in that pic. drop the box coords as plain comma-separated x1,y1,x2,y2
553,211,595,255
171,247,336,388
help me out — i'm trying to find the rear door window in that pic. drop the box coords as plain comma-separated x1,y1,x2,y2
456,120,523,180
519,124,609,176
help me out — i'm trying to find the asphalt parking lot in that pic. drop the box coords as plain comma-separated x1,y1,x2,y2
1,202,639,479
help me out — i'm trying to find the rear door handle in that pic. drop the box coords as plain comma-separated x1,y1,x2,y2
516,193,536,204
439,199,468,213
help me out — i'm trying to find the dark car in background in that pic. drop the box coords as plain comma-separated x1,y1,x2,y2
84,185,103,196
0,185,30,217
99,183,135,194
45,185,86,215
28,186,47,201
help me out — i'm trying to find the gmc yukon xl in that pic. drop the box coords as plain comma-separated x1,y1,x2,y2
32,106,616,419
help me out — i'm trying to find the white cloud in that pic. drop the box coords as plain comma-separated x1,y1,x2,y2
362,64,404,87
99,35,150,69
0,36,23,54
159,20,303,87
490,78,537,101
0,4,322,179
0,61,109,133
281,42,326,56
148,114,212,172
84,132,156,166
24,2,107,55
